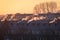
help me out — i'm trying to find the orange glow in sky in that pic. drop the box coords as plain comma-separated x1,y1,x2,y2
0,0,60,15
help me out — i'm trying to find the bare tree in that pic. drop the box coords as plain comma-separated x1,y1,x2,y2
33,3,47,14
40,3,46,13
33,4,40,14
45,2,50,13
33,2,57,14
48,2,57,13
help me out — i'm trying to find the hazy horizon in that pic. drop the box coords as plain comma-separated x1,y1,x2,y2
0,0,60,15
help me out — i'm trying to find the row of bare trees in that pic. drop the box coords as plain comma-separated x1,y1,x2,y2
33,2,57,14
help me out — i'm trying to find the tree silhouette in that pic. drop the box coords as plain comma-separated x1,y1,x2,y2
48,2,57,13
45,2,50,13
33,4,40,14
40,3,46,13
33,2,57,14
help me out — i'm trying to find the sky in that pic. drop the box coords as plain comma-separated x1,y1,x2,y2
0,0,60,15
